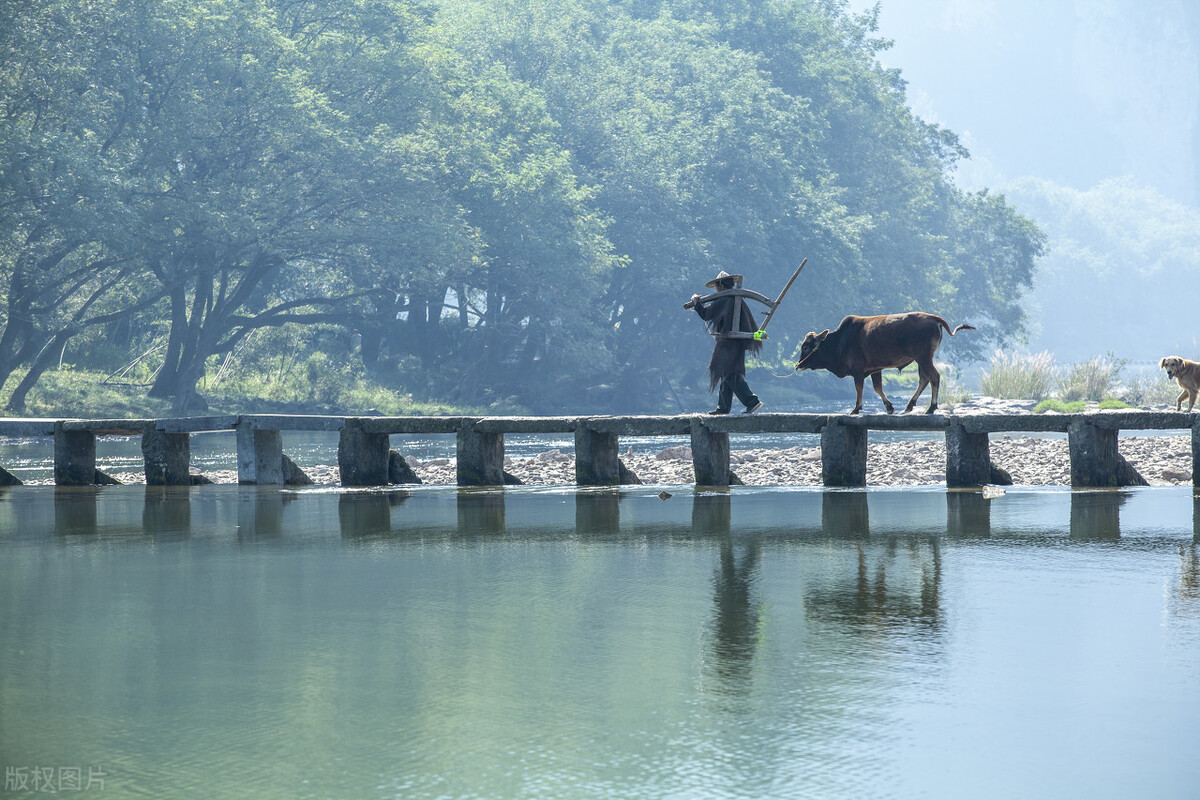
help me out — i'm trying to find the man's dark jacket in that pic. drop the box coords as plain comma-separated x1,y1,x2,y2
694,294,763,390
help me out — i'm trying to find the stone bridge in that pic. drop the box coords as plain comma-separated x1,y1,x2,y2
0,411,1196,489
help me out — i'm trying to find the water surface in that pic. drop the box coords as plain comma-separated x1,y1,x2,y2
2,485,1198,799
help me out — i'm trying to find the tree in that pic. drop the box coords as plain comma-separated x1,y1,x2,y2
0,0,165,408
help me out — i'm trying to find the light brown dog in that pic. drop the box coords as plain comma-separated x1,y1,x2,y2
1160,356,1200,412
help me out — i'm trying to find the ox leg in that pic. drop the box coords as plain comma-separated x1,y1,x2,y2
904,358,937,414
870,372,894,414
903,373,929,413
925,361,942,414
850,376,865,414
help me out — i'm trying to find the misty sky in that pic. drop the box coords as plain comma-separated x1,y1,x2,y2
851,0,1200,206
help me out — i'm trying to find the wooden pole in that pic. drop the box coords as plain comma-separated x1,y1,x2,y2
759,257,807,331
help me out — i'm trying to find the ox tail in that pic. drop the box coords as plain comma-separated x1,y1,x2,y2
933,315,976,336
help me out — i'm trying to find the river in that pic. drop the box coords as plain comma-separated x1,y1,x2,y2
2,482,1198,799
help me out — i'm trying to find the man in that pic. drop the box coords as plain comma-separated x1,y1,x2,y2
690,271,765,415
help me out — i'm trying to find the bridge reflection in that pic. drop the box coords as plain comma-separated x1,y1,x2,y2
13,484,1197,545
11,484,1195,547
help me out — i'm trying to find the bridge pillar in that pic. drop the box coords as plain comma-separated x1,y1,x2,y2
690,418,730,487
821,419,866,487
236,423,284,485
457,421,505,486
1066,418,1148,487
338,419,390,487
575,425,620,486
142,424,191,486
1193,422,1200,488
945,422,991,487
54,424,96,486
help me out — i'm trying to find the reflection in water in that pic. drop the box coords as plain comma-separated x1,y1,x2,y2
692,491,731,536
575,491,620,535
1179,545,1200,602
799,489,945,631
337,491,408,538
142,487,192,535
695,493,763,699
456,490,506,536
4,485,1200,800
804,539,943,631
238,490,286,539
53,487,99,535
1069,490,1127,541
822,490,869,539
947,491,991,538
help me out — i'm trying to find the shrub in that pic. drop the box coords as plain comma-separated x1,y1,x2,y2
980,350,1057,400
1117,371,1188,407
1056,353,1126,402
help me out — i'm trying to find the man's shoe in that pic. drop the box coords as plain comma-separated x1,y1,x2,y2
708,409,730,415
744,401,764,415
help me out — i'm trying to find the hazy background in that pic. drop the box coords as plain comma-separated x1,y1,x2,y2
852,0,1200,365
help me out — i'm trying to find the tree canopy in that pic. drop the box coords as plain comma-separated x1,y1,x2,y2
0,0,1045,414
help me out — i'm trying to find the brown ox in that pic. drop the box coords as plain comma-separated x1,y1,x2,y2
794,312,975,415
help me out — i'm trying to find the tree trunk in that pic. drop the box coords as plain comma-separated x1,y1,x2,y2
149,284,189,398
4,330,71,413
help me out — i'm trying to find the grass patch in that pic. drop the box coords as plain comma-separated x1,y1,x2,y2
980,350,1056,401
1032,399,1087,414
1032,397,1131,414
4,363,481,419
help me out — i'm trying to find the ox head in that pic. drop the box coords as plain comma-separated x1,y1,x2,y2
794,329,830,370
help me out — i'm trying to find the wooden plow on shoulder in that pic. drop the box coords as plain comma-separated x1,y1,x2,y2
683,258,807,341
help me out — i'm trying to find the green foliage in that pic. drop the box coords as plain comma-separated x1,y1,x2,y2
1032,399,1087,414
980,350,1057,401
1031,398,1129,413
6,368,175,419
0,0,1046,415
